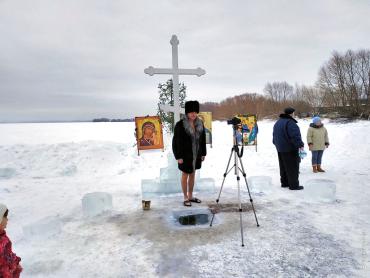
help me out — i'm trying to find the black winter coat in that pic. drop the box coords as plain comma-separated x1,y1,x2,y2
172,118,207,173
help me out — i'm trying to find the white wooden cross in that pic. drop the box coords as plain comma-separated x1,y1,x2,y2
144,35,206,126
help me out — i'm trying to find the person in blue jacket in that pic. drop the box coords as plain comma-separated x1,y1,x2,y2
273,107,304,190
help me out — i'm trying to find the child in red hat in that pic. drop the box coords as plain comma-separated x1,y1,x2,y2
0,204,22,278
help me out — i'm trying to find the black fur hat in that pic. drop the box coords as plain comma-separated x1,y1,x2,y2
284,107,295,115
185,101,200,114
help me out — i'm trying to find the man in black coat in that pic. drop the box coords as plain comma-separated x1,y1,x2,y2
172,101,207,206
273,107,304,190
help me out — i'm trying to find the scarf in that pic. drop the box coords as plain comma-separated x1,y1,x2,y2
183,116,204,171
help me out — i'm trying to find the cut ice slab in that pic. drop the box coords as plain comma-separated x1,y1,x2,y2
142,178,180,195
0,167,17,179
159,168,200,182
60,164,77,177
23,216,62,239
303,179,336,202
141,178,215,198
82,192,113,217
248,176,272,193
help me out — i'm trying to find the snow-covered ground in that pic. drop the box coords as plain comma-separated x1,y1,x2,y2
1,120,370,277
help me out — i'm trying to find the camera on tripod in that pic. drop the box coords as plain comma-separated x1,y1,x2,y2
210,117,260,246
227,117,250,145
227,116,241,127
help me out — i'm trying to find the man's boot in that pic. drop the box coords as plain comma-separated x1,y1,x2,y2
317,165,325,172
312,165,318,173
289,186,304,190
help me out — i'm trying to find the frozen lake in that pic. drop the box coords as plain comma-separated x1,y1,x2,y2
1,119,370,277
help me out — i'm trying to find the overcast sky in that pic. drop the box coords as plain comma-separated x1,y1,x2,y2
0,0,369,122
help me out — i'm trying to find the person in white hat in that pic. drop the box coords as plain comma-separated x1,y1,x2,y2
0,203,22,277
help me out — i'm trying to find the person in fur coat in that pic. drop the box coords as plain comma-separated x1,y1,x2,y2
307,116,329,172
0,204,22,278
172,100,207,206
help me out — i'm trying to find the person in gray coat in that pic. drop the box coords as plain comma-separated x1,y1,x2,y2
307,116,329,172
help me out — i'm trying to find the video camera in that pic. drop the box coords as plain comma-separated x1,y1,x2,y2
227,116,249,132
227,117,241,126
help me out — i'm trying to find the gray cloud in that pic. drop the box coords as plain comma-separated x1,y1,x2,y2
0,0,369,122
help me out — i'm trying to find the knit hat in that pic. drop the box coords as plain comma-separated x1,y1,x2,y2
284,107,295,115
0,204,8,223
185,101,200,114
312,116,321,124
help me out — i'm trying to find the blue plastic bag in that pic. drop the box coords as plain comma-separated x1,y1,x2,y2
299,149,307,159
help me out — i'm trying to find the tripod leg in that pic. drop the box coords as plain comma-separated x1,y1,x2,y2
236,174,245,247
234,148,245,247
210,148,235,227
238,157,260,227
218,145,245,247
216,148,235,203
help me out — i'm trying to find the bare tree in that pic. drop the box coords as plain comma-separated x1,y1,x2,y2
263,81,294,102
295,84,324,113
356,49,370,105
318,49,370,116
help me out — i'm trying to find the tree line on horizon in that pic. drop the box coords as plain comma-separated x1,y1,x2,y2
201,48,370,120
92,118,134,122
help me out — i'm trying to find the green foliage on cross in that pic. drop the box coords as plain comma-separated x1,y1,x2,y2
157,78,187,132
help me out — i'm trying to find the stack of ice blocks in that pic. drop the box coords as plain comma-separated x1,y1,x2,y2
141,152,215,198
